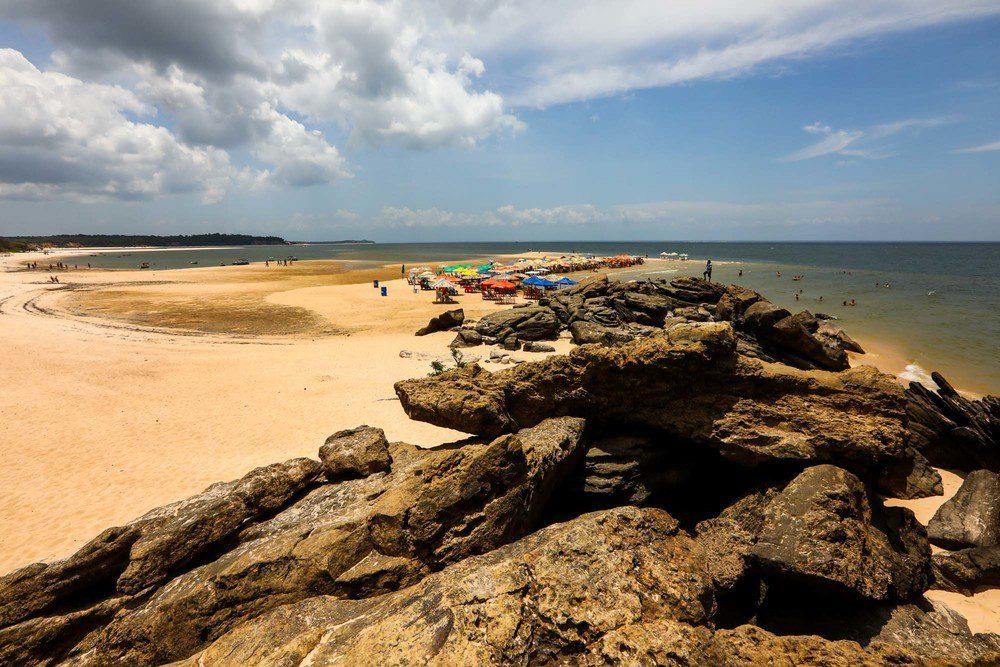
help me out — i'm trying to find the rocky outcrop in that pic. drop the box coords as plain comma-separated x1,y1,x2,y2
415,307,464,336
319,425,391,480
5,276,996,666
932,546,1000,594
396,322,908,470
177,505,996,667
0,419,585,665
928,470,1000,549
474,304,561,341
546,275,859,371
906,372,1000,472
178,507,717,666
750,465,930,601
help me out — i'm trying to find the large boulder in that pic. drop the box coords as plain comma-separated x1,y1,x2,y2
927,470,1000,549
319,425,391,480
767,311,850,371
449,329,482,348
932,545,1000,594
178,507,717,666
751,465,931,601
0,419,586,665
396,322,909,471
474,305,560,341
415,307,464,336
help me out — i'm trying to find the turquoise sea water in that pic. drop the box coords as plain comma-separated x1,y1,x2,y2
65,242,998,394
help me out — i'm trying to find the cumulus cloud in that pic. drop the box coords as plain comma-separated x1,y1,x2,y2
0,0,995,203
0,49,237,203
780,117,951,162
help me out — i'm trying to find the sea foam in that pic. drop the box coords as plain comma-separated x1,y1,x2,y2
899,363,937,389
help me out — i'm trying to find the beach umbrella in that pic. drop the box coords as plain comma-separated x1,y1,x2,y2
556,277,578,285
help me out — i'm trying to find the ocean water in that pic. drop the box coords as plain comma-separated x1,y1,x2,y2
64,242,998,394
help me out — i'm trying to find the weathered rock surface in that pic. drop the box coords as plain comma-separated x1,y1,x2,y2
415,307,464,336
396,322,908,470
449,328,482,347
0,419,585,665
474,304,560,341
179,507,717,666
928,470,1000,549
906,372,1000,472
932,545,1000,594
876,447,944,500
521,340,555,352
318,425,391,480
751,465,930,601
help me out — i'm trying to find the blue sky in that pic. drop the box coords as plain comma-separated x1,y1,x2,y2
0,1,998,241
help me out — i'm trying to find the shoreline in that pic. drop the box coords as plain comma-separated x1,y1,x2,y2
0,253,991,574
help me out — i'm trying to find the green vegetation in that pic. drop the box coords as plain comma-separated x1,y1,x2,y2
3,233,289,248
0,237,30,252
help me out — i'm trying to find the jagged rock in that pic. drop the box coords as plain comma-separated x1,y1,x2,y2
521,341,555,352
818,320,865,353
396,322,908,470
674,305,713,322
876,447,944,500
474,305,560,341
449,329,482,347
711,624,925,665
867,599,1000,664
0,457,322,632
751,465,931,601
0,419,585,665
768,311,850,371
569,319,635,345
742,300,791,333
932,545,1000,594
319,426,392,480
906,373,1000,472
927,470,1000,549
415,308,464,336
178,507,717,666
696,487,778,591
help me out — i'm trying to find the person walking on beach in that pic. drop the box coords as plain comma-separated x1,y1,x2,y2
703,260,713,282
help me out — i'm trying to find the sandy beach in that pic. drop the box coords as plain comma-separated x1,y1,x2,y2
1,250,996,634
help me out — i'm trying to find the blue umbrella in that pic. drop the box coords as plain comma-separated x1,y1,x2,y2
556,277,578,285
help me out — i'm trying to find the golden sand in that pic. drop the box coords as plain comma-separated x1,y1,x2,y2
1,251,996,634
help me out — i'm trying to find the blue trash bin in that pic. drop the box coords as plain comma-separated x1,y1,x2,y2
373,279,379,288
381,286,387,297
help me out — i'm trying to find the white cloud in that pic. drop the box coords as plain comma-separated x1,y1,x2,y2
0,49,238,203
0,0,996,204
954,139,1000,154
781,117,951,162
368,198,897,228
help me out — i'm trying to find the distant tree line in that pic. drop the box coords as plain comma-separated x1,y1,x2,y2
1,233,290,249
0,237,30,252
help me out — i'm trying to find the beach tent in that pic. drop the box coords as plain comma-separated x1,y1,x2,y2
523,276,557,288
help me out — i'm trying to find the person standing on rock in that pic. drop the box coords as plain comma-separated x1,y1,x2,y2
703,260,713,282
